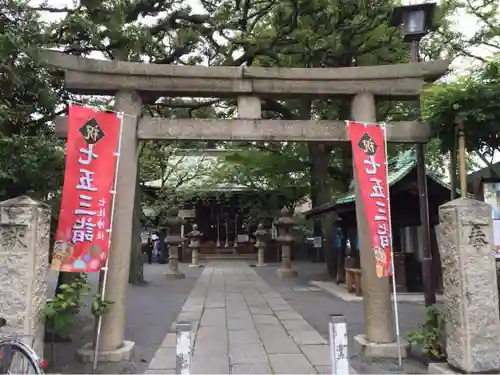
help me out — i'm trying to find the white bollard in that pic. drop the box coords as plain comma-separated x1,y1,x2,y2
176,322,192,375
329,314,349,375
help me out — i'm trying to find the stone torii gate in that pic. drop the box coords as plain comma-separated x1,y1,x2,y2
42,49,449,361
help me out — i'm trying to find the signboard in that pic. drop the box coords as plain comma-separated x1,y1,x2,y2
347,121,392,278
141,231,151,244
313,236,323,248
179,209,196,219
237,234,249,243
51,105,120,272
482,181,500,258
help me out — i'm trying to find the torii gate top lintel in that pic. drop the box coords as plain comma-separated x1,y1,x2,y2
40,49,450,98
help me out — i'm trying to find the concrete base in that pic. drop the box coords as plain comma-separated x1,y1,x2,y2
189,264,202,268
165,270,185,279
77,340,135,363
427,362,500,374
277,268,298,279
428,362,459,374
256,263,267,267
354,334,408,359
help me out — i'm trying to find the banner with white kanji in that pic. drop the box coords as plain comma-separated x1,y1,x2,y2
51,104,120,272
347,121,392,278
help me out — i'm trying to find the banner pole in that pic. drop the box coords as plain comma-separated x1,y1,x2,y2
382,123,402,367
93,112,126,373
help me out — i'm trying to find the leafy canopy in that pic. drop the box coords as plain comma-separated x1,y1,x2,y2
422,57,500,163
0,0,65,202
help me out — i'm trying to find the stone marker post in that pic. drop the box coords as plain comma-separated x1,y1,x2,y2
187,224,202,268
274,216,298,278
0,196,50,358
435,198,500,373
165,213,186,279
254,223,268,267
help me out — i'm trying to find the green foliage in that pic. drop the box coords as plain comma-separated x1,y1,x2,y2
0,135,65,201
0,0,65,208
139,141,222,226
408,306,446,360
42,275,91,335
422,57,500,170
214,146,310,213
42,274,114,336
422,0,499,63
91,294,114,317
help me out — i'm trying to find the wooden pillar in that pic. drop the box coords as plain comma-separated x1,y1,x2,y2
351,93,395,344
100,90,142,354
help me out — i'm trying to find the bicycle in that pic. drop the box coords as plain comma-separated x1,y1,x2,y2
0,317,45,374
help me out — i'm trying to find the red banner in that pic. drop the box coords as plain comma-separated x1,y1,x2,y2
51,105,120,272
347,121,392,278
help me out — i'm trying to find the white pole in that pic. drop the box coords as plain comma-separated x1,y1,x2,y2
93,112,126,373
176,321,192,375
329,315,349,375
216,215,220,248
234,214,238,248
224,218,229,248
383,123,403,367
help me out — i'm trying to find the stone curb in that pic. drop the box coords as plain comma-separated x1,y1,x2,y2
310,280,443,303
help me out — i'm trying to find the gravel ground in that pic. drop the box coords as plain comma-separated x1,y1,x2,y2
45,263,202,374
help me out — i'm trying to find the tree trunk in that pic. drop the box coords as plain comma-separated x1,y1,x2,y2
308,142,337,278
129,179,146,284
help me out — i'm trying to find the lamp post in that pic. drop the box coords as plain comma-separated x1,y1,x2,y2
391,2,437,306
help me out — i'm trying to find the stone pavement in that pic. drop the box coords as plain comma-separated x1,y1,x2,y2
256,263,430,374
146,261,339,374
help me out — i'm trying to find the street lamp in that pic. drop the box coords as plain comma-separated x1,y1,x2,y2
390,2,437,307
391,3,436,42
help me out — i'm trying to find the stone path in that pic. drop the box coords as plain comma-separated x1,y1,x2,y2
146,261,337,374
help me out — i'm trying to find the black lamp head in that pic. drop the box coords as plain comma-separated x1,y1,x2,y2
391,2,437,42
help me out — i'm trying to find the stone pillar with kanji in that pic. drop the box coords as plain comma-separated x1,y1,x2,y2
187,223,203,268
165,213,185,279
0,196,50,358
274,216,298,278
434,198,500,373
254,223,268,267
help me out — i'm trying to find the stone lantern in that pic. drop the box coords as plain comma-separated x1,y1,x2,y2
254,223,268,267
187,224,203,268
164,212,185,279
274,215,298,278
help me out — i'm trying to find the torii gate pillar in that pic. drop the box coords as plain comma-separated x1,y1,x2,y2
79,90,142,362
351,93,405,358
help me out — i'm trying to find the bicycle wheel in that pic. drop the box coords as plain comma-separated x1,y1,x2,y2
0,339,43,374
